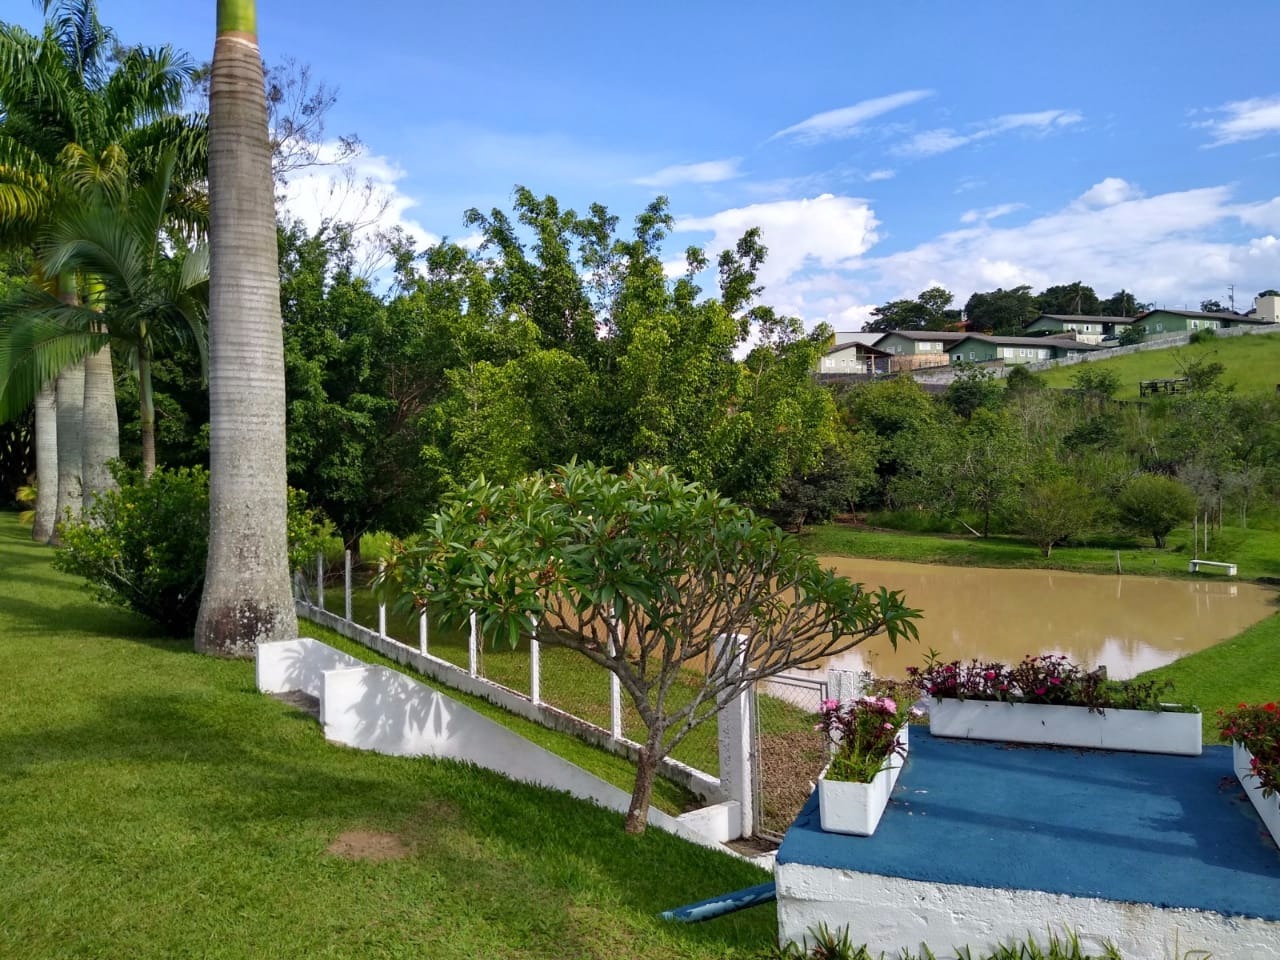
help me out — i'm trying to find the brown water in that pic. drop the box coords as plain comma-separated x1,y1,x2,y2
815,558,1277,680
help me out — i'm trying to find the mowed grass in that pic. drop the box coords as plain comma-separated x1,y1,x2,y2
803,521,1280,582
1139,613,1280,741
1036,332,1280,398
0,513,774,959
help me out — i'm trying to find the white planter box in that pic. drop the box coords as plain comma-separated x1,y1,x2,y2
929,699,1201,756
1234,742,1280,847
818,726,907,836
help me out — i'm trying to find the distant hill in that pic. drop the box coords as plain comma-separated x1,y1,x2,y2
1037,332,1280,399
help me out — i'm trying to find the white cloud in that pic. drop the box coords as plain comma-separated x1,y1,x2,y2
865,169,896,182
770,90,933,144
896,108,1083,157
632,158,743,187
1076,177,1143,208
278,142,439,262
1198,95,1280,146
959,202,1025,224
673,178,1280,329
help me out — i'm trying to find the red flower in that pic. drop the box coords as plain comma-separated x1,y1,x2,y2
1265,703,1277,713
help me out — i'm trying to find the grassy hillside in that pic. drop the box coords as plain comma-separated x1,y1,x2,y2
0,514,773,959
1036,332,1280,398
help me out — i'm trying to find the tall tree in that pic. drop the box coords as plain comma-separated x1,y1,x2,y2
194,0,297,656
963,285,1038,335
1036,282,1099,316
1099,289,1148,317
863,286,955,332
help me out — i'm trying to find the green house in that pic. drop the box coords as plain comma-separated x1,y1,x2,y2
1025,314,1137,343
948,335,1104,365
874,330,968,357
1136,309,1275,336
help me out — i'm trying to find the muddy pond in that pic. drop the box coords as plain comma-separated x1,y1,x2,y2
811,558,1277,680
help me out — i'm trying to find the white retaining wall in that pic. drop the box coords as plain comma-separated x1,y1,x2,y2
775,863,1280,960
258,638,743,848
296,600,725,804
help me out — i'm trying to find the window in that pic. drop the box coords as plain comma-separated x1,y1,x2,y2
953,353,962,363
969,351,976,360
1155,322,1164,332
1039,349,1049,359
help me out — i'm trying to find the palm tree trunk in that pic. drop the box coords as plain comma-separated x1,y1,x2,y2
31,381,58,543
138,342,157,478
81,344,120,507
81,277,120,506
51,360,85,544
194,0,298,656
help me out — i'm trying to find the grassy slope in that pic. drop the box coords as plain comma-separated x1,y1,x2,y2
1138,613,1280,740
0,514,772,959
804,521,1280,581
1037,332,1280,398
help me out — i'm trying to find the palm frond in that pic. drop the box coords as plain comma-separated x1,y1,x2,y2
39,206,147,298
0,298,102,421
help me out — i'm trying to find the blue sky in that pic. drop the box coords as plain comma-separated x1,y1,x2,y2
17,1,1280,327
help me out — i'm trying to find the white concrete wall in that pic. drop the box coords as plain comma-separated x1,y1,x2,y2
256,637,364,697
258,639,741,850
775,863,1280,960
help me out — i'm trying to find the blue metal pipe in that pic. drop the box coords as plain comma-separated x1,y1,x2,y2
659,881,777,923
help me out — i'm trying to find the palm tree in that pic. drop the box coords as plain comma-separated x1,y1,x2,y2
0,0,203,526
193,0,297,655
1,153,209,478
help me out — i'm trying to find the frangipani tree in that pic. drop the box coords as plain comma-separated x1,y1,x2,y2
379,462,920,834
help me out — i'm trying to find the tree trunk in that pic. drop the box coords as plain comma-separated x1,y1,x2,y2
194,0,298,656
138,344,157,478
31,381,57,543
51,360,85,544
624,737,661,835
81,342,120,509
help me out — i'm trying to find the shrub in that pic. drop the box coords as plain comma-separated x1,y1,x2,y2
1118,324,1145,346
1015,476,1098,557
54,465,333,634
1188,327,1217,344
910,653,1179,713
816,695,919,783
1218,702,1280,796
1115,474,1197,548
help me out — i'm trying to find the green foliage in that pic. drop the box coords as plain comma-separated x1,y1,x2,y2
963,285,1038,335
1188,327,1217,344
1036,282,1099,316
379,462,918,829
1015,476,1099,556
1117,323,1145,346
943,362,1004,419
764,441,878,531
863,285,957,333
1115,474,1197,548
1070,366,1121,402
53,465,332,633
1003,364,1044,396
768,925,1131,959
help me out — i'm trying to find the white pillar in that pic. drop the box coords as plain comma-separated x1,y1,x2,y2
418,610,428,656
344,549,352,622
608,637,622,741
316,553,324,611
529,617,541,705
377,600,387,638
468,611,478,677
715,633,754,838
827,668,864,705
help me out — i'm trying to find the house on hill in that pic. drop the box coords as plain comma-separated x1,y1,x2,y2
818,336,894,375
1024,314,1138,343
947,334,1105,365
1136,308,1277,336
874,330,968,370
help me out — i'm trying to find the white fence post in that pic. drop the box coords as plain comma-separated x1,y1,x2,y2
377,599,387,638
716,633,754,838
529,617,541,706
827,668,864,705
343,549,352,622
316,553,324,611
608,638,622,741
468,611,478,678
418,609,428,656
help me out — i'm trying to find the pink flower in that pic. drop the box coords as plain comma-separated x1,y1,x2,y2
983,670,996,680
820,699,840,712
1050,677,1062,686
882,722,894,731
1035,687,1047,696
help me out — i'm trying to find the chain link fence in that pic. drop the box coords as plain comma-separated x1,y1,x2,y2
754,672,829,839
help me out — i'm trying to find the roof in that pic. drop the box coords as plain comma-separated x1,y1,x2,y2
823,340,892,357
951,333,1105,351
832,331,885,347
1137,308,1273,324
876,330,969,342
1034,313,1138,326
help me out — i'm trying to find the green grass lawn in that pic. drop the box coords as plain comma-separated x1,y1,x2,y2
804,520,1280,582
0,513,774,959
1036,331,1280,398
1138,612,1280,741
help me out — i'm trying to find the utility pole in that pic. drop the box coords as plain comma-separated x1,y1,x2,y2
1228,284,1235,313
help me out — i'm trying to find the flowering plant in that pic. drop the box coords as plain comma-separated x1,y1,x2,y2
1218,702,1280,797
908,651,1179,715
817,695,920,783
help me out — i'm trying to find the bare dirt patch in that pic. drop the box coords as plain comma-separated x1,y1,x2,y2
326,830,413,862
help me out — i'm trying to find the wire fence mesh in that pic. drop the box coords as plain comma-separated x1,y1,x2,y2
755,673,829,839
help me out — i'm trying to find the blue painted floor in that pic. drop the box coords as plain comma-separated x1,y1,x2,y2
777,730,1280,921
